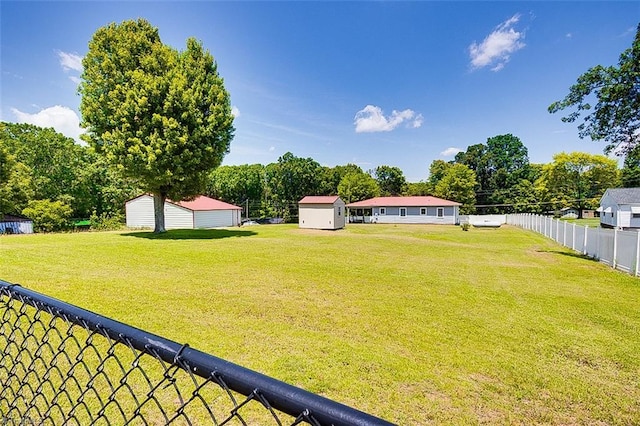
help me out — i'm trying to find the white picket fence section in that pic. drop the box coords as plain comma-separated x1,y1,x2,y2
506,213,640,277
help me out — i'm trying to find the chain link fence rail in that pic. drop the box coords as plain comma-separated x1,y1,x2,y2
0,280,394,426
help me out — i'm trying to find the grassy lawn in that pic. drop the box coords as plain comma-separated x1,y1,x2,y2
1,224,639,424
559,217,602,227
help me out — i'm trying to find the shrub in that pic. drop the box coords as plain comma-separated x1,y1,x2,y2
22,199,73,233
461,222,470,231
89,211,125,231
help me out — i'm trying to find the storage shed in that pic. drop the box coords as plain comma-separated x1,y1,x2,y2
298,196,346,230
126,194,242,229
0,214,34,234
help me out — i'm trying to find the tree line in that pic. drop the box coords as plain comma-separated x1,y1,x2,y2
0,121,632,231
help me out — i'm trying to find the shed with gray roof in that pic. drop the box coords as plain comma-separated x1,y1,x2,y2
599,188,640,229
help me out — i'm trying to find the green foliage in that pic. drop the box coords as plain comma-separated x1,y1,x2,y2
373,165,407,196
89,211,125,231
22,199,73,232
622,146,640,187
536,151,620,215
460,222,470,231
337,171,380,203
549,24,640,154
207,164,265,205
433,163,477,214
266,152,322,204
405,181,432,196
79,19,234,232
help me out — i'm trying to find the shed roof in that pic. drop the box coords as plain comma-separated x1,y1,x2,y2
298,195,342,204
603,188,640,205
171,196,242,211
347,196,461,208
1,214,32,223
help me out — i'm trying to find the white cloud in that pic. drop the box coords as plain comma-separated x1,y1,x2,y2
57,51,83,72
441,147,463,157
354,105,423,133
269,146,275,152
232,106,240,118
11,105,84,143
469,14,526,72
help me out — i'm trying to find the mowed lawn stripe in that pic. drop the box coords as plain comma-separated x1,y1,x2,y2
1,224,639,424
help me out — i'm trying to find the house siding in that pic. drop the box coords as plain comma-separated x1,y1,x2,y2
372,205,457,224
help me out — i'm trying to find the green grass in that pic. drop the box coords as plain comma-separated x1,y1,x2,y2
1,224,639,424
559,217,601,227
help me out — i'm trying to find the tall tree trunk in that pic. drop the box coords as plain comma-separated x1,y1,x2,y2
153,192,167,233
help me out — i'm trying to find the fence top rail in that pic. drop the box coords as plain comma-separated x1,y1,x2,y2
0,280,394,426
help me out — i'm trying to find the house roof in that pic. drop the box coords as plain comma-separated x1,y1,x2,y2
298,195,342,204
1,214,32,223
603,188,640,205
347,196,462,208
171,196,242,211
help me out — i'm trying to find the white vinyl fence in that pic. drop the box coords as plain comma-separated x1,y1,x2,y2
507,213,640,277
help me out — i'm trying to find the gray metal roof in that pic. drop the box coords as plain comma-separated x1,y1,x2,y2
605,188,640,204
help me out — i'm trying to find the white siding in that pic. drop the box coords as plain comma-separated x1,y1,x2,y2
125,195,155,228
600,193,619,228
164,203,194,229
194,210,238,228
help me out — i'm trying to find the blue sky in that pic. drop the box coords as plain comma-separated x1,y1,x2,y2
1,2,638,181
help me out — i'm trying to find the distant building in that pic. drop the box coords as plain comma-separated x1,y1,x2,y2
346,196,461,225
0,214,34,234
298,196,346,230
599,188,640,229
126,194,242,229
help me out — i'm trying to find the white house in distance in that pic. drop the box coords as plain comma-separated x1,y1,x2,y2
347,196,461,225
599,188,640,229
298,196,346,230
126,194,242,229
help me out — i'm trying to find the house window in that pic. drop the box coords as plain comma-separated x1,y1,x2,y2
633,213,640,219
420,208,426,215
400,208,407,217
437,207,444,218
380,208,386,215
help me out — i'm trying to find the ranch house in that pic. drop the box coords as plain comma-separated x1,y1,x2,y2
346,196,461,225
126,194,242,229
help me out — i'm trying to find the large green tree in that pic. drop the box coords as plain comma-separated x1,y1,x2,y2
622,146,640,187
79,19,234,232
207,164,265,211
432,163,477,214
373,165,407,196
337,171,380,204
549,24,640,155
536,152,620,217
265,152,322,218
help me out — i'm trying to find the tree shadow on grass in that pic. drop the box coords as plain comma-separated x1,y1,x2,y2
536,249,597,262
121,229,257,240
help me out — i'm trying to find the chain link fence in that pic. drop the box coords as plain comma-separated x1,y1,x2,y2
0,281,393,426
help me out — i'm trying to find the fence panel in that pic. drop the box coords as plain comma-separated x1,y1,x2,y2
0,282,392,426
616,231,638,274
599,230,615,266
574,225,586,253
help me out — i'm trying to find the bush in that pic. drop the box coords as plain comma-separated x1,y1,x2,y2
89,211,125,231
461,222,470,231
22,199,73,233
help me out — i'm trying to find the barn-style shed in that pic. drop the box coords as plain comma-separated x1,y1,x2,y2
126,194,242,229
298,196,346,230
